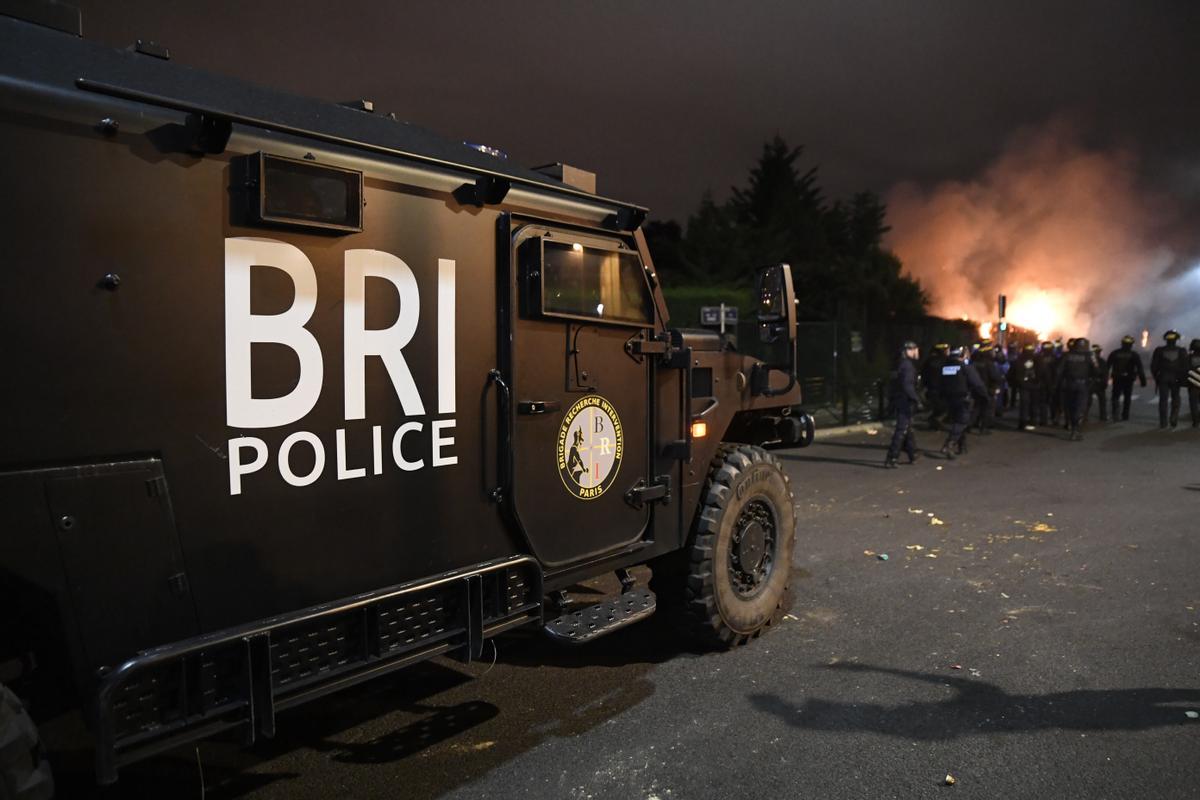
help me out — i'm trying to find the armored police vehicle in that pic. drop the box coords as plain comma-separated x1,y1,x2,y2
0,5,806,793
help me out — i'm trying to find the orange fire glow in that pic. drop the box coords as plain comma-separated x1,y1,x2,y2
978,321,993,339
1003,289,1071,340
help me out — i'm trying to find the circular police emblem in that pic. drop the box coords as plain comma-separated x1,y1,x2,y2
557,394,623,500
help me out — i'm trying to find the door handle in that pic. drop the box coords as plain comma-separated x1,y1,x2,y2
517,400,561,415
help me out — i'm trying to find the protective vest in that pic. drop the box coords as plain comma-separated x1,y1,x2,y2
941,361,967,397
1156,345,1186,381
1110,349,1137,379
1061,351,1091,382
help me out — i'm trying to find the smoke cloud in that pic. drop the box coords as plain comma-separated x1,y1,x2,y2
886,119,1200,347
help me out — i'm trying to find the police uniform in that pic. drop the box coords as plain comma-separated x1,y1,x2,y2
1106,335,1146,421
885,342,921,467
1187,339,1200,428
1151,331,1187,428
971,345,1002,433
1007,344,1040,429
1086,345,1107,421
1056,338,1096,441
1034,342,1056,426
939,348,988,458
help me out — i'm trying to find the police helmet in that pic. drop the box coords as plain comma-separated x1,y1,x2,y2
1091,343,1101,352
1040,341,1053,351
933,342,949,352
948,345,966,358
1074,337,1089,351
1165,329,1180,341
1022,343,1036,352
1120,335,1135,346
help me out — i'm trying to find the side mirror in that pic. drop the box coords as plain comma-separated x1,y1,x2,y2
752,263,798,396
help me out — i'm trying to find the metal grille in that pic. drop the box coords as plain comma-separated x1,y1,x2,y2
270,612,362,688
111,663,181,739
197,646,245,712
505,569,532,614
378,593,458,653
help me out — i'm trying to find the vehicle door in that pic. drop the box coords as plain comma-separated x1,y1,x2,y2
507,225,655,568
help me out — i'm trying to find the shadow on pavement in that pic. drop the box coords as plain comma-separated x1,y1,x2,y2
750,663,1200,738
1100,427,1200,452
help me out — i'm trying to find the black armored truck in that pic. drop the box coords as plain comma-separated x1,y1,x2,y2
0,6,810,793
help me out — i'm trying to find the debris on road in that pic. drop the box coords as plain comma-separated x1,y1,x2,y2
906,544,925,551
926,553,939,558
951,664,963,670
931,517,946,526
878,553,890,561
1186,711,1199,720
936,465,944,471
864,550,876,556
944,773,957,786
866,429,878,435
1029,522,1056,533
909,508,924,514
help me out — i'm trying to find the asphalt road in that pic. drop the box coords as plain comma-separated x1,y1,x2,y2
65,395,1200,799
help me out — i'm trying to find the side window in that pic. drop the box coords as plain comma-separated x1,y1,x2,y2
521,234,653,327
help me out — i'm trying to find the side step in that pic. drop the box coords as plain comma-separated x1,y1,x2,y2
543,589,656,645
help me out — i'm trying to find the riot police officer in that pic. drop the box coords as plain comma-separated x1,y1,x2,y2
1049,339,1066,424
920,343,949,430
885,341,921,468
1034,341,1056,426
1007,343,1040,430
1107,334,1146,421
1056,337,1097,441
1151,330,1187,428
1087,344,1108,421
940,346,988,459
1188,338,1200,428
971,343,1002,434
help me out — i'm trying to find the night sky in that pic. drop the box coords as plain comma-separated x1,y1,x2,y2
64,1,1200,335
74,1,1199,222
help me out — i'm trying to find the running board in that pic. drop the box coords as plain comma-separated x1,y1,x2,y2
543,588,656,644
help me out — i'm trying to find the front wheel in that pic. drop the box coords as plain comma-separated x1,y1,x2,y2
654,444,795,647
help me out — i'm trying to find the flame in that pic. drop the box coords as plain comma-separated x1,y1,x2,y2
1004,289,1071,340
978,321,993,339
1141,329,1149,348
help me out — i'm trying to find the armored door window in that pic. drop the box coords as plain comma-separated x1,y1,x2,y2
525,236,653,327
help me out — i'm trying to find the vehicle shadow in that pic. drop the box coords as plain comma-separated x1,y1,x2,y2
91,617,694,799
749,663,1200,739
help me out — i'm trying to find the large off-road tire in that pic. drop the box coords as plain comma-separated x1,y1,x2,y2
652,444,795,648
0,684,53,800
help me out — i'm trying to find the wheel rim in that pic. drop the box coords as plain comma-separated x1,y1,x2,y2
728,497,777,598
